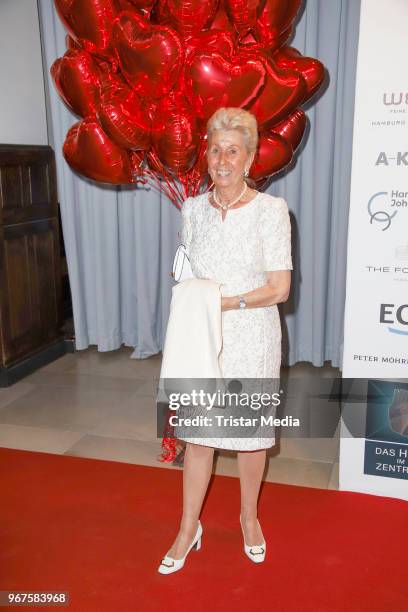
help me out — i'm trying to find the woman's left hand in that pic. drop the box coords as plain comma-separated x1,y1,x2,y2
220,271,291,312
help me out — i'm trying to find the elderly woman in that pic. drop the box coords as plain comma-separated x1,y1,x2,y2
158,107,292,574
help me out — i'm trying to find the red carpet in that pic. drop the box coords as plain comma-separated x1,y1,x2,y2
0,447,406,612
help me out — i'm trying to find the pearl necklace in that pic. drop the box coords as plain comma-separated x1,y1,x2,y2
213,182,247,211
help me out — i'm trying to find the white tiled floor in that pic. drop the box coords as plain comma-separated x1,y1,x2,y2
0,346,340,490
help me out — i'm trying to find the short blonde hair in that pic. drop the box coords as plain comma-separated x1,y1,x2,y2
206,107,258,154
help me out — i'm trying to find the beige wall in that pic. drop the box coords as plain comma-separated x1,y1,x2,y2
0,0,48,145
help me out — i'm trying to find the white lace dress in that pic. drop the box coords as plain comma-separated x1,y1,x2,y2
177,191,293,451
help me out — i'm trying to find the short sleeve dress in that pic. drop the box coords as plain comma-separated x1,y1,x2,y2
178,190,293,450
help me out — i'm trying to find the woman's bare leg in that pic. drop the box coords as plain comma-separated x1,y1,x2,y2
237,449,266,545
166,442,215,559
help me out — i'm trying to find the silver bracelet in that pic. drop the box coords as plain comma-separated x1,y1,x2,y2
238,296,247,309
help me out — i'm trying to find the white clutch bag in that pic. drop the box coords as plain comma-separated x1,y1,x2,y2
172,244,194,282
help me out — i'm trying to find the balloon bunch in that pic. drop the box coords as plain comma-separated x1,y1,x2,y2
51,0,324,207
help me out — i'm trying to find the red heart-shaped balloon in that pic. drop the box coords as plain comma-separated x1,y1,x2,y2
193,134,209,175
185,51,266,121
118,0,154,15
113,11,183,99
151,92,199,174
51,49,102,117
65,34,82,51
271,108,306,151
51,0,326,203
247,54,307,130
149,0,172,26
167,0,219,36
63,118,135,183
225,0,266,36
256,0,301,52
273,46,325,98
239,31,259,46
184,30,236,64
54,0,119,57
210,6,237,38
180,136,210,198
98,75,151,150
250,131,292,181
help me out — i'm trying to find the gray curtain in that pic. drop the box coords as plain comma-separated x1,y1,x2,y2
37,0,360,366
275,0,361,367
38,0,180,358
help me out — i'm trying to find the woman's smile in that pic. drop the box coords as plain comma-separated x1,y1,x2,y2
207,128,253,193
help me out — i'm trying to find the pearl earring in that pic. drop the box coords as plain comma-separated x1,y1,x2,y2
244,169,249,177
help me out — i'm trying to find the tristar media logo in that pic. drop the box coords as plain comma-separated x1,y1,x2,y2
380,303,408,336
368,190,407,230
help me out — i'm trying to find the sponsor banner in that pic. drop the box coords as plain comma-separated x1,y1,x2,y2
365,441,408,481
340,0,408,500
364,380,408,481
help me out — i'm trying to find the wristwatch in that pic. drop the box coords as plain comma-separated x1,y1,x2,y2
239,296,247,309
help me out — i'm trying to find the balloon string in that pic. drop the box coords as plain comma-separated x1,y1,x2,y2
147,151,183,208
173,178,184,203
144,169,181,209
141,152,211,207
147,153,176,202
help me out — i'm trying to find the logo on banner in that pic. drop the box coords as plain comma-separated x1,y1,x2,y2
375,152,408,166
364,380,408,481
368,190,407,230
365,245,408,278
382,92,408,107
370,92,407,126
379,303,408,335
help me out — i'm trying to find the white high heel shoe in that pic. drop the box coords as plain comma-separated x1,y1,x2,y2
239,515,266,563
158,521,203,575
